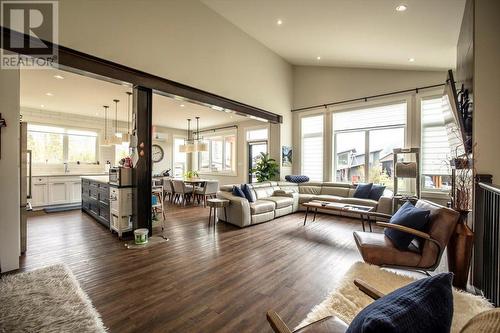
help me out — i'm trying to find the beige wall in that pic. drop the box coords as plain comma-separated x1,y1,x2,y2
0,69,20,272
293,66,446,110
59,0,293,168
474,0,500,182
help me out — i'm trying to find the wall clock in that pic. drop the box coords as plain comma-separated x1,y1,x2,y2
152,144,164,163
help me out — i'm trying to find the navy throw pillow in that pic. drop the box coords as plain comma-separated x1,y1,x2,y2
241,184,256,203
347,273,453,333
285,175,310,183
385,201,430,250
369,184,386,201
232,185,245,198
353,183,373,199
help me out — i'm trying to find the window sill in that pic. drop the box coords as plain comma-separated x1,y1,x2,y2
198,171,237,177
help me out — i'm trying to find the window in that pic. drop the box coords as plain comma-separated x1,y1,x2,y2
198,132,236,173
28,124,97,164
246,128,268,141
301,115,324,181
421,97,452,191
173,138,186,177
333,102,406,188
115,142,130,165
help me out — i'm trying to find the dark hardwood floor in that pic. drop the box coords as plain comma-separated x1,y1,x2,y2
21,204,371,332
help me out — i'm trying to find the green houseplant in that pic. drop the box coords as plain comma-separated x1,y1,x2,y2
251,152,279,182
184,170,199,180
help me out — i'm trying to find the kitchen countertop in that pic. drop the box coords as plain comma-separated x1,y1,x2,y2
81,175,110,183
32,173,108,177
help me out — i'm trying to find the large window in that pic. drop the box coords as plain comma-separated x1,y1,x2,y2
28,124,98,164
301,115,324,181
198,132,236,174
173,137,186,177
333,102,406,188
421,97,452,191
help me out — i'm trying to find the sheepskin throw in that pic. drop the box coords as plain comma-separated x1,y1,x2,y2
0,264,106,333
298,262,493,333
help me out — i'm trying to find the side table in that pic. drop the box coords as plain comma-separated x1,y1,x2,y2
207,198,229,227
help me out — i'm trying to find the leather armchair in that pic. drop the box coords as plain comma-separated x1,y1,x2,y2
353,199,460,272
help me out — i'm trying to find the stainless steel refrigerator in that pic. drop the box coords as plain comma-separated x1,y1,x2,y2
20,122,32,254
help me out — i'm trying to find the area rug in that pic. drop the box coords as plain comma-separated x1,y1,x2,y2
0,264,106,333
298,262,493,332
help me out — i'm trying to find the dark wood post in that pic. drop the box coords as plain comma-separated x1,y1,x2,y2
133,86,153,235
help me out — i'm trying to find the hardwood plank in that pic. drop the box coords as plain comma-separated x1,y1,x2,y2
18,204,374,332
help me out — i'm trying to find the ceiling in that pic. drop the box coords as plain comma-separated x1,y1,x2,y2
20,68,250,130
202,0,466,70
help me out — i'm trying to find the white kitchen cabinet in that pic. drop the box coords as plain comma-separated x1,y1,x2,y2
31,180,48,207
69,181,82,203
48,181,67,205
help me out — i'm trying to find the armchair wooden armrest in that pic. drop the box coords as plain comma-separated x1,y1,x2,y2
365,211,393,221
376,222,442,252
354,279,385,300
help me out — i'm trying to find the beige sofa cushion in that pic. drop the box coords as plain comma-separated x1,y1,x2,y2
299,185,322,195
320,186,350,197
262,196,294,209
312,194,344,203
341,197,378,207
299,194,315,204
250,200,275,214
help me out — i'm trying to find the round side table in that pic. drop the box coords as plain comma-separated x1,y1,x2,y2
206,198,229,227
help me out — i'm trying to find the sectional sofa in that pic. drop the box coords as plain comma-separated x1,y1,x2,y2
216,181,393,228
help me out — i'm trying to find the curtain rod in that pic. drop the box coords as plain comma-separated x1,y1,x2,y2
195,124,238,134
291,83,445,112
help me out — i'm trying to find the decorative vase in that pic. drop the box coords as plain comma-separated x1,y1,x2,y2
447,210,474,289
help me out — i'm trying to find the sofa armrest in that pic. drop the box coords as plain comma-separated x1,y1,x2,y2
376,196,393,215
216,191,251,227
274,190,299,212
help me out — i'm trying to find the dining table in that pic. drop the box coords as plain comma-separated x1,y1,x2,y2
171,178,216,204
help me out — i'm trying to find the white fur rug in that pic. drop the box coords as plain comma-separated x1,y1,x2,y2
0,264,106,333
298,262,493,332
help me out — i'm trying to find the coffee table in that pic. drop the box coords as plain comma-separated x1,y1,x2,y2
302,200,375,231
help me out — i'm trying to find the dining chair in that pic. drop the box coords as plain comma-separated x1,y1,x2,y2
171,180,194,206
163,178,174,203
195,181,219,207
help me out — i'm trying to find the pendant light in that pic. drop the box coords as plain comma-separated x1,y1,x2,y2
179,119,192,153
122,92,132,143
102,105,111,145
194,116,208,152
111,99,122,144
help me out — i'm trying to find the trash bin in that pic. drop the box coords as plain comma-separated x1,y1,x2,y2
134,228,149,245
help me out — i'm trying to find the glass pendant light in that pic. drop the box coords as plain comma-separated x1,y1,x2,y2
101,105,112,146
111,99,122,144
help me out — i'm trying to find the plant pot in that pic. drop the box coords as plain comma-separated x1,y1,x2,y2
447,210,474,289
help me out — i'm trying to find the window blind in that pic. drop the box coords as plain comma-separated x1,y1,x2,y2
301,115,323,181
333,102,406,131
421,97,451,175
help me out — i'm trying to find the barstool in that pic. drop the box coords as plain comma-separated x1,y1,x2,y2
206,198,229,227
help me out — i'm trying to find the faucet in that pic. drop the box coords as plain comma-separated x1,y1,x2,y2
64,162,70,173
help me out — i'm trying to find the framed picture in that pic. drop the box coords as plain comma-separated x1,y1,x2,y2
282,146,292,167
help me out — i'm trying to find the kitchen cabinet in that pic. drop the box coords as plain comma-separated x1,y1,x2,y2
48,181,67,205
31,177,48,207
81,176,110,228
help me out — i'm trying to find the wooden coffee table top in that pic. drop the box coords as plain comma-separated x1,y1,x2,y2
302,200,374,213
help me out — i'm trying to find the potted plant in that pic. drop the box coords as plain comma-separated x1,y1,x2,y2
184,170,199,180
250,152,279,182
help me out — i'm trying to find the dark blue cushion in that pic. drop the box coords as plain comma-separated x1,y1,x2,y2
369,184,386,201
285,175,310,183
385,201,430,250
232,185,245,198
347,273,453,333
241,184,256,203
353,183,373,199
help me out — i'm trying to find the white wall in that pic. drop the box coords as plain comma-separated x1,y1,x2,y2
58,0,293,170
474,0,500,182
0,68,21,272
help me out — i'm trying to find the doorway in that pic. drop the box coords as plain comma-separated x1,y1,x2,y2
248,141,268,183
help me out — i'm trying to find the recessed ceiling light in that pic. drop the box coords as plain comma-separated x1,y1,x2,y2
180,104,185,107
45,92,53,96
408,57,415,62
316,56,321,60
396,4,408,12
276,19,283,25
40,104,45,108
53,75,64,80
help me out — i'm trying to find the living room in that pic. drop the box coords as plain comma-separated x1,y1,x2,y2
1,0,500,332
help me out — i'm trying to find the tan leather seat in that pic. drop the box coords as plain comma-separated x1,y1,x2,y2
311,194,344,202
262,196,294,209
353,199,459,271
250,200,276,214
341,197,378,207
